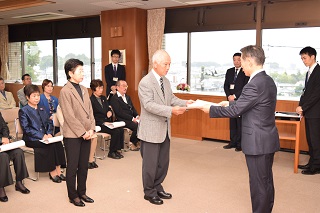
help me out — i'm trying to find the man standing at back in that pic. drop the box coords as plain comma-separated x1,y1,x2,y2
105,49,126,101
202,45,279,213
138,49,193,205
17,74,32,107
296,46,320,175
223,52,249,151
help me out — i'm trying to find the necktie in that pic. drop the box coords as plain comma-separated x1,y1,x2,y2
113,65,117,76
305,69,310,87
234,68,238,83
160,77,165,98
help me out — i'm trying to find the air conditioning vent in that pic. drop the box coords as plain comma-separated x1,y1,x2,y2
13,12,73,21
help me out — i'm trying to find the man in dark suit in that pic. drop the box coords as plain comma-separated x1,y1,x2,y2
202,45,280,213
0,112,30,202
223,52,249,151
110,80,140,151
296,46,320,175
105,49,126,100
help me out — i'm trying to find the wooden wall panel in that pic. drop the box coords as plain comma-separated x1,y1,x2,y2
101,8,148,114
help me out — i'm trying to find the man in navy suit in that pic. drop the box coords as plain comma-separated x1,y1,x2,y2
104,49,126,100
223,52,249,151
202,45,279,213
110,80,140,151
296,46,320,175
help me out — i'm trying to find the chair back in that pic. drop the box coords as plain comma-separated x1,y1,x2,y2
14,118,24,140
1,108,20,138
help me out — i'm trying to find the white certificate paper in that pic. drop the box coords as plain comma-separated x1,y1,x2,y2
186,99,220,109
104,121,126,129
0,140,25,152
40,135,63,144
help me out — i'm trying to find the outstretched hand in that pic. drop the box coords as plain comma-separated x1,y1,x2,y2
172,106,187,115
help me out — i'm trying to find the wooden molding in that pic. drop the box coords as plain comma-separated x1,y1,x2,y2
0,0,54,12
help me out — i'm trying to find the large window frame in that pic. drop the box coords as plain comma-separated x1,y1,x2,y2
8,37,101,87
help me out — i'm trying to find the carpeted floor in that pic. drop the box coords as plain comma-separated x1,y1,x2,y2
1,137,320,213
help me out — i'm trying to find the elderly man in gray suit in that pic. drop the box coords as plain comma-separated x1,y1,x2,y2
202,45,280,213
138,50,193,205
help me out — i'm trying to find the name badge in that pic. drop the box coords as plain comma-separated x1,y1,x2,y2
113,77,118,82
230,84,235,89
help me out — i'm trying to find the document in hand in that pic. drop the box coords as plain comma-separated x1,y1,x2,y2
187,99,220,109
40,135,63,144
95,126,101,132
104,121,126,129
0,140,25,152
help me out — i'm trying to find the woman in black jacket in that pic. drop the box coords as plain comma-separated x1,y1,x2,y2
90,79,124,160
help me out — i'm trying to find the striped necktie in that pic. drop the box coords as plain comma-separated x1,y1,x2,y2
160,77,165,98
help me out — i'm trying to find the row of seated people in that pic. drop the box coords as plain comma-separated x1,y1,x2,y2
0,78,141,202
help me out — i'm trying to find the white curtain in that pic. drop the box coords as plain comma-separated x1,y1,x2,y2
0,25,9,79
147,8,165,71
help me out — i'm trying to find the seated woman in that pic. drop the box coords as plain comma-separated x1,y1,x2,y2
0,112,29,202
90,79,124,160
39,79,58,118
19,84,66,183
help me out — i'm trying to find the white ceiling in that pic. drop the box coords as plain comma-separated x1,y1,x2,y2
0,0,242,25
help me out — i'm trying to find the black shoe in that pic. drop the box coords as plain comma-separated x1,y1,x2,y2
298,164,310,170
80,195,94,203
15,186,30,194
144,195,163,205
235,147,242,152
301,168,320,175
88,162,95,169
0,196,8,202
108,152,120,159
223,144,235,149
69,198,85,207
59,174,66,181
92,161,99,168
49,173,61,183
116,152,124,158
157,191,172,199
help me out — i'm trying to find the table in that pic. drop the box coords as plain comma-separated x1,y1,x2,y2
275,119,301,173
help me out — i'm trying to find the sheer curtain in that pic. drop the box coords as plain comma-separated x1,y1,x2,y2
147,8,165,71
0,25,9,79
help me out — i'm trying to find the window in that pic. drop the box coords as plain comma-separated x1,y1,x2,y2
94,37,102,80
164,33,188,91
25,40,53,85
190,30,255,95
262,27,320,100
8,42,22,82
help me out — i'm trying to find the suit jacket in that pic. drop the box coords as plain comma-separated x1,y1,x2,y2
224,67,249,100
90,95,113,126
17,87,28,107
59,81,95,138
138,71,187,143
0,91,16,109
110,93,138,122
19,104,53,141
210,71,280,155
0,112,10,140
104,63,126,96
299,64,320,118
39,94,59,116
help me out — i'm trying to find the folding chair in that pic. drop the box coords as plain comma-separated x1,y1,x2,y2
123,128,132,152
95,132,111,160
15,118,39,181
0,108,19,139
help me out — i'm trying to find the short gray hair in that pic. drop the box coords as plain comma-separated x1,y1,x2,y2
240,45,265,66
152,49,170,65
